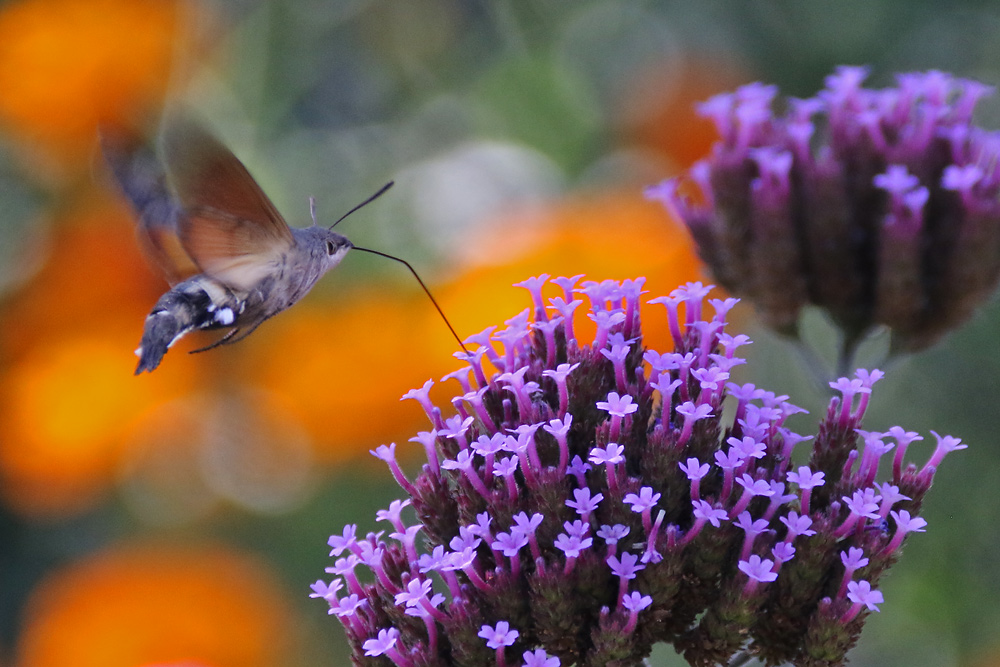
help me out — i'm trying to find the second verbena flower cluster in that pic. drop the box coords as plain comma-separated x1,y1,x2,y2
313,275,963,667
648,66,1000,358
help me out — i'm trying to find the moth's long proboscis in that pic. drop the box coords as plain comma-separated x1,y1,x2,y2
351,246,469,354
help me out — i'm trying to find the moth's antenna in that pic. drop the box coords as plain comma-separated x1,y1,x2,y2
351,245,469,354
329,181,394,229
309,196,318,226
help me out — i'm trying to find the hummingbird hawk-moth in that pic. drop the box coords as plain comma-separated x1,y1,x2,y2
101,120,464,374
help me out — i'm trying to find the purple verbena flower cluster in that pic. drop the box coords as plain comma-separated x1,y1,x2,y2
313,275,964,667
648,66,1000,359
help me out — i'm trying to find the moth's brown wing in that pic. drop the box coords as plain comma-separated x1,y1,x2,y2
162,119,294,292
139,224,201,286
181,206,299,291
99,125,199,284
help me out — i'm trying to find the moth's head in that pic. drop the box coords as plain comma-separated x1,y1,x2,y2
296,226,353,270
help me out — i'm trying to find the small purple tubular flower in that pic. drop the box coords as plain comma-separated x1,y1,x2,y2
317,275,961,667
521,648,560,667
480,620,520,649
739,554,778,588
649,66,1000,360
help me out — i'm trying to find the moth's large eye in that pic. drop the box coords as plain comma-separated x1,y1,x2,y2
325,240,336,255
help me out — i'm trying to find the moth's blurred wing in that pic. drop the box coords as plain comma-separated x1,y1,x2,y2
180,208,293,291
99,126,199,284
140,225,200,286
162,119,294,292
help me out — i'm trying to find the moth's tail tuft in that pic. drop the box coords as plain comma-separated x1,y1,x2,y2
134,310,187,374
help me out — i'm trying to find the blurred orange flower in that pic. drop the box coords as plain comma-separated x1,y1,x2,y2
0,195,198,516
619,56,749,168
0,196,164,355
0,0,192,174
15,543,293,667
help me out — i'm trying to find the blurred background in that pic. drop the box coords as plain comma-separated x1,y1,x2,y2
0,1,998,665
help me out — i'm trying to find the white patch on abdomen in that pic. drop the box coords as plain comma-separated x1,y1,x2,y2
215,307,235,325
193,277,243,326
